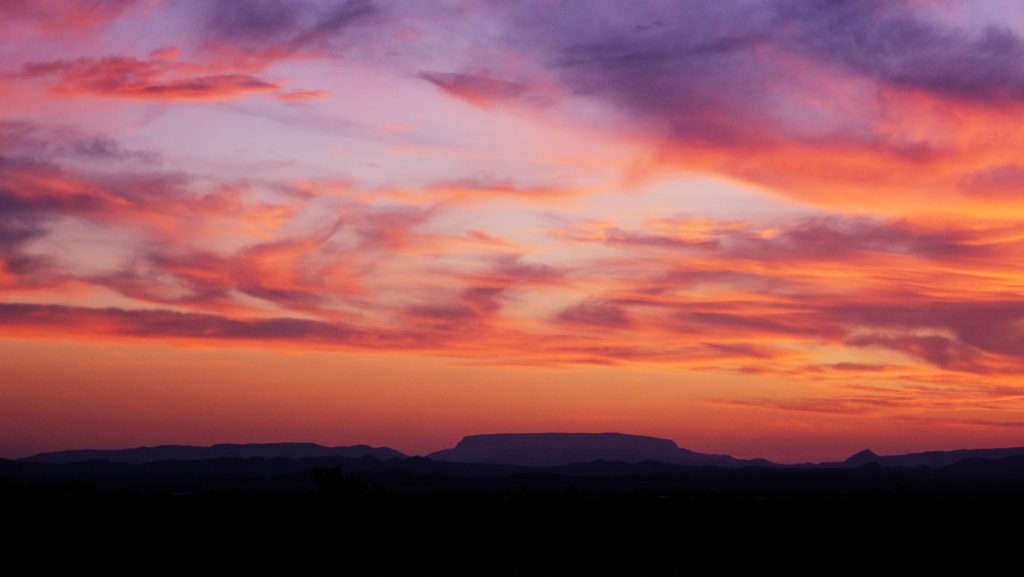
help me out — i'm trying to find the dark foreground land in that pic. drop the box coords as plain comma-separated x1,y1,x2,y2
3,459,1023,576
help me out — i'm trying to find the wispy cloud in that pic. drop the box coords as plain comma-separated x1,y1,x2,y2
22,55,279,101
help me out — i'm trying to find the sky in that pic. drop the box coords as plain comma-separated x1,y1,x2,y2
5,0,1024,463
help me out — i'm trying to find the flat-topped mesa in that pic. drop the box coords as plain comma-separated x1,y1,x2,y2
428,432,742,467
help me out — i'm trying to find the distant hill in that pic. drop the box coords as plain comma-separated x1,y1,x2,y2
22,442,406,464
13,437,1024,496
23,436,1024,470
835,446,1024,468
427,432,760,467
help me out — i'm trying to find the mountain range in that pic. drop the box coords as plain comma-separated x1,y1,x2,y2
22,442,404,464
20,432,1024,469
837,446,1024,468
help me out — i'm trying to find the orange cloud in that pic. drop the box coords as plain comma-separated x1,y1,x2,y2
274,89,331,101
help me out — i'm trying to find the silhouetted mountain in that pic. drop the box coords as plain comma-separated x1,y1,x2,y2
22,442,405,464
832,446,1024,468
21,436,1024,475
844,449,881,466
11,449,1024,496
427,432,754,467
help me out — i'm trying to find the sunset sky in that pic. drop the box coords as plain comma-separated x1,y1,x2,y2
6,0,1024,463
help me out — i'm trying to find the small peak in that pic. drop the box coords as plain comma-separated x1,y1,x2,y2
844,449,880,465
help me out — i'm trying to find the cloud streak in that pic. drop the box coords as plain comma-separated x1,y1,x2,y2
22,55,279,101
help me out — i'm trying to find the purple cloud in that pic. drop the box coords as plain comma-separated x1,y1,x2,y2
778,0,1024,104
419,72,529,107
198,0,380,59
559,300,632,329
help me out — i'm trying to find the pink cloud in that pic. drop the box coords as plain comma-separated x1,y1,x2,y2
419,71,528,108
22,56,280,101
274,89,331,101
20,53,284,101
0,0,145,36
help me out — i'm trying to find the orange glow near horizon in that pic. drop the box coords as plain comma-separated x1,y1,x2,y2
7,337,1024,464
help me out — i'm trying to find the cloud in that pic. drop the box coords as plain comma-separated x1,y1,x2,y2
549,5,775,145
556,214,1008,263
0,211,53,289
0,125,297,238
0,120,158,163
14,0,1024,215
808,362,903,374
540,212,1024,372
419,72,528,108
847,333,985,373
712,395,908,416
0,0,144,35
426,0,1024,214
274,89,332,101
558,300,632,329
198,0,380,63
778,1,1024,105
0,124,319,301
406,286,504,329
112,231,364,314
959,165,1024,199
0,154,209,228
837,300,1024,370
558,226,720,251
22,56,279,101
422,179,595,202
0,302,367,344
471,254,565,287
725,216,999,262
0,157,110,216
8,1,1024,382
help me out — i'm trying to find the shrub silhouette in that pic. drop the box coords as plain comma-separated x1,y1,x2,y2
312,467,370,498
